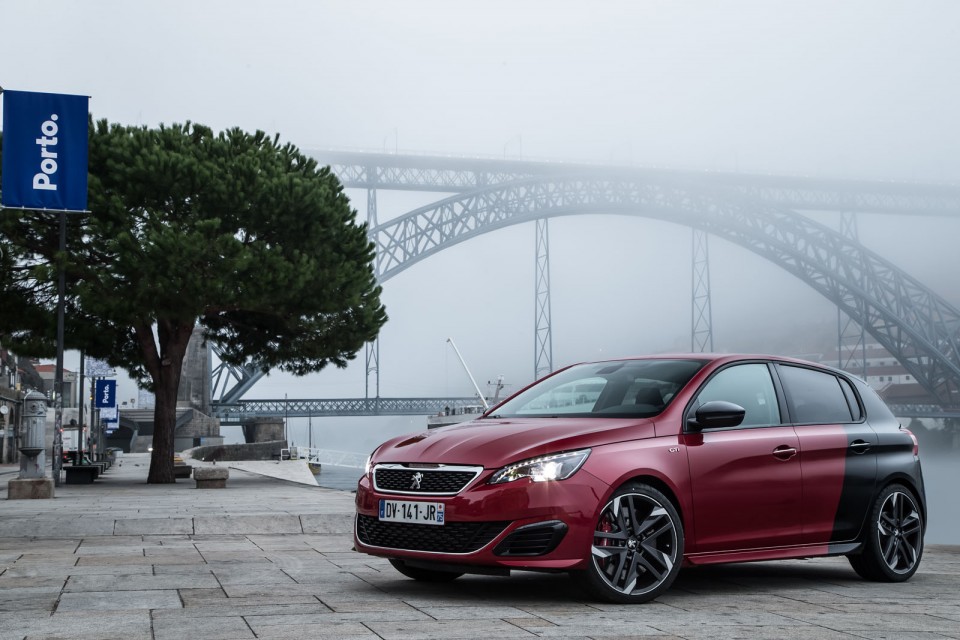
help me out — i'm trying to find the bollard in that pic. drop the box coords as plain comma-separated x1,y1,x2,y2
8,390,55,499
19,390,47,478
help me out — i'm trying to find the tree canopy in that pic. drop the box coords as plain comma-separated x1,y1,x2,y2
0,120,387,482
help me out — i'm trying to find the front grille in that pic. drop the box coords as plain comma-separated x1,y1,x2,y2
373,465,481,495
357,514,509,553
494,520,568,557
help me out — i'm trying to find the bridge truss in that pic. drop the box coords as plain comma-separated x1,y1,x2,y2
209,152,960,420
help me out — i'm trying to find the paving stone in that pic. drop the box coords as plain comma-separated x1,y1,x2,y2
301,535,355,552
260,550,330,569
115,518,195,535
183,595,325,609
0,540,80,551
194,515,302,535
0,577,65,589
179,587,228,606
775,611,960,634
0,592,58,613
66,573,220,592
220,583,332,598
75,554,200,566
155,602,332,619
366,619,539,639
283,564,372,583
1,565,151,578
71,545,147,556
246,621,378,638
299,514,354,534
246,609,430,625
210,566,298,586
194,552,272,564
75,535,149,546
418,605,538,620
243,535,311,548
153,615,254,640
9,610,152,639
0,519,115,538
56,589,182,611
144,547,205,559
193,540,262,552
319,599,420,614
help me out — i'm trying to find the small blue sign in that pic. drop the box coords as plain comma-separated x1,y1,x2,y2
1,90,89,211
94,379,117,409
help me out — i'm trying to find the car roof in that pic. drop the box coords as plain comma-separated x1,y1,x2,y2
580,353,841,371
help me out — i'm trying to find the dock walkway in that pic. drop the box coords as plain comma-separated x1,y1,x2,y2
1,455,958,639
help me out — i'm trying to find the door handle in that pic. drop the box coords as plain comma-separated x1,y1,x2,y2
772,445,797,461
850,440,872,454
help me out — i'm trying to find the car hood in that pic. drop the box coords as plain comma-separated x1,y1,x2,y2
372,417,657,468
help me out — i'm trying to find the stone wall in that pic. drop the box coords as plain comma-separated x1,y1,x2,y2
185,439,287,462
174,410,221,441
241,417,284,443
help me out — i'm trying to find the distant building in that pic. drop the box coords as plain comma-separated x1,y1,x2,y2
0,345,43,396
818,343,939,405
32,363,79,408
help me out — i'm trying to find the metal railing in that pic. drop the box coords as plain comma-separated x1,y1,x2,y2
279,446,366,469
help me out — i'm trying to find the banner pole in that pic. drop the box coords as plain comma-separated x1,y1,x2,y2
52,209,66,486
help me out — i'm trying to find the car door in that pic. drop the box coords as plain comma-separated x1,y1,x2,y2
776,364,878,545
683,362,804,553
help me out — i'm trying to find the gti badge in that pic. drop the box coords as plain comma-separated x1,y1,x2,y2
410,472,423,490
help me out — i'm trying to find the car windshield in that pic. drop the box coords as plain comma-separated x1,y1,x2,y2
486,359,707,419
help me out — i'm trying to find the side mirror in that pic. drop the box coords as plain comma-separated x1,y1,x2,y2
687,400,746,431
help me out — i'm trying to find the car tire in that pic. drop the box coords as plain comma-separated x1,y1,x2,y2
577,483,684,604
848,483,924,582
388,558,464,582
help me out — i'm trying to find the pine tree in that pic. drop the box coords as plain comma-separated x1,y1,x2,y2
0,121,387,483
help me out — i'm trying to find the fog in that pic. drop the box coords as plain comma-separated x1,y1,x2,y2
3,2,959,540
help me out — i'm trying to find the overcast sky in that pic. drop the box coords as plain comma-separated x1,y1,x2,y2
3,0,960,404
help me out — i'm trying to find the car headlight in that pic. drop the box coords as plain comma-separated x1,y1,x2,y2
489,449,591,484
364,445,381,476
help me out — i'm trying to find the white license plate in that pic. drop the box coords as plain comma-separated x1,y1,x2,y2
379,499,445,526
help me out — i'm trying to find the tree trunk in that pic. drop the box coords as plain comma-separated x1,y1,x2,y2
146,321,194,484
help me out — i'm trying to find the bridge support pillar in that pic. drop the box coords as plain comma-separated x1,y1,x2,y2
241,417,285,444
534,218,553,379
691,229,714,352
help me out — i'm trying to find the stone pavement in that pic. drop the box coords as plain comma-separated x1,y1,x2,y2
1,455,958,640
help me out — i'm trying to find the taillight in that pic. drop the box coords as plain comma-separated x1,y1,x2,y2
901,427,920,457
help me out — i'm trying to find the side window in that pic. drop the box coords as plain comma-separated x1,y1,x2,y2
838,377,863,421
694,364,780,427
779,365,853,424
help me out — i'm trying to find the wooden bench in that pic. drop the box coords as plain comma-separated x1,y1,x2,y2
173,465,193,479
193,466,229,489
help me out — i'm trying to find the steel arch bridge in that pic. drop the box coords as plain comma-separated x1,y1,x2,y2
210,152,960,422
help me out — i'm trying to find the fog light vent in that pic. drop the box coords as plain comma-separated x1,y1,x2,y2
494,520,567,557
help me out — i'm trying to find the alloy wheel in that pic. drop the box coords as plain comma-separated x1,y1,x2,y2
591,491,678,596
877,490,923,574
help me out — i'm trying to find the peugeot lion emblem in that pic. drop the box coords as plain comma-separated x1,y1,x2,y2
410,472,423,490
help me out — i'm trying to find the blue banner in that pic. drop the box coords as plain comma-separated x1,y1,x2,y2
94,379,117,409
1,90,89,211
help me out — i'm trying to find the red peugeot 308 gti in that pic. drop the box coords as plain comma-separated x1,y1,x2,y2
354,355,926,603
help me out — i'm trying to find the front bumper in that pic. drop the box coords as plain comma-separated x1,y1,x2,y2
354,467,610,571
